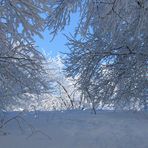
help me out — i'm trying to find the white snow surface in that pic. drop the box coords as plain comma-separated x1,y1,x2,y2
0,110,148,148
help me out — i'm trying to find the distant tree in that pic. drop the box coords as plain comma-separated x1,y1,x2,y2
46,0,148,111
7,57,84,111
40,57,83,111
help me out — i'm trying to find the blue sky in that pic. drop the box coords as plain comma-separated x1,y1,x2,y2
34,13,79,58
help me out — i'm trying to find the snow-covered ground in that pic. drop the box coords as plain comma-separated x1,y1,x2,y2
0,110,148,148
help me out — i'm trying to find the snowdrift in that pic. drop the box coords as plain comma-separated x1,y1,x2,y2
0,110,148,148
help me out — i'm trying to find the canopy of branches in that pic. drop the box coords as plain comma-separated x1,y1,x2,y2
0,0,147,111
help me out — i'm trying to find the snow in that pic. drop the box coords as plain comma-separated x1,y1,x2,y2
0,110,148,148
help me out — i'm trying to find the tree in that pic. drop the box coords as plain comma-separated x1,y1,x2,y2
46,0,148,110
8,57,84,111
39,57,83,111
0,0,52,110
1,0,147,111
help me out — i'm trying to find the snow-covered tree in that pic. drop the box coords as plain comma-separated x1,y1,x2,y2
8,57,84,111
47,0,148,110
48,57,86,110
36,57,83,111
0,0,52,110
1,0,147,111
